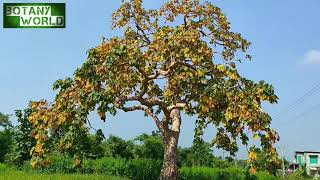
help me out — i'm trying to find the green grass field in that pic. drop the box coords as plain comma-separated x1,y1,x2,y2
0,171,128,180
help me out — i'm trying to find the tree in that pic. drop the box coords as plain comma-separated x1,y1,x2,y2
179,140,214,167
49,122,106,160
5,108,36,165
0,112,11,129
253,149,282,175
0,113,12,163
29,0,279,179
103,135,134,159
134,132,164,160
0,130,12,163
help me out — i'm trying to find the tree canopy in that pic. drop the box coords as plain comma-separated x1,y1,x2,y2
29,0,279,177
0,112,11,129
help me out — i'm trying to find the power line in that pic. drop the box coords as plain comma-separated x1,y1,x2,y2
273,81,320,120
292,103,320,121
280,103,320,124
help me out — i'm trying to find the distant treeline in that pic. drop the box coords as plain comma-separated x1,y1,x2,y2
0,109,282,179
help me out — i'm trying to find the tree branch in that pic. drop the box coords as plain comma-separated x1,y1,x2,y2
116,103,165,135
168,103,187,111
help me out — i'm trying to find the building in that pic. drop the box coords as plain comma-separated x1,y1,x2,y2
295,151,320,175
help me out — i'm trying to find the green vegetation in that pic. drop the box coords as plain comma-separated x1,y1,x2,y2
0,113,13,163
22,156,162,180
0,111,309,179
179,167,278,180
1,171,127,180
0,112,294,179
0,162,284,180
0,172,126,180
0,163,127,180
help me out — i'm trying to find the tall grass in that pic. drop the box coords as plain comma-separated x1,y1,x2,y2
0,162,127,180
3,160,282,180
20,156,162,180
0,171,128,180
179,166,279,180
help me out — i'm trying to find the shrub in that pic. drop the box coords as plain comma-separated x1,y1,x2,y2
255,171,278,180
179,167,278,180
288,168,309,180
87,157,161,180
18,155,278,180
0,163,11,172
20,155,76,174
89,157,128,176
24,155,161,180
126,158,162,180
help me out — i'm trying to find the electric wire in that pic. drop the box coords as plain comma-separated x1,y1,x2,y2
273,81,320,120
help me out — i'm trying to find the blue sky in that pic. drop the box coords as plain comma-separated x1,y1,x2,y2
1,0,320,160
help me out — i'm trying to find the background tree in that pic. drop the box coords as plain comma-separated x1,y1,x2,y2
253,149,282,175
0,113,12,163
178,140,214,167
0,112,11,129
103,135,134,159
5,108,36,165
49,123,106,161
29,0,279,179
134,131,164,160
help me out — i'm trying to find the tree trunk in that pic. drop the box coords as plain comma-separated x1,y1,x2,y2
160,109,181,180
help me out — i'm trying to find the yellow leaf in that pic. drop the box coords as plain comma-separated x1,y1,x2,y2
217,64,226,72
35,143,44,153
253,134,259,141
224,111,233,120
43,159,51,166
31,160,38,168
249,167,257,174
98,111,106,122
74,158,81,167
249,151,257,161
201,106,209,113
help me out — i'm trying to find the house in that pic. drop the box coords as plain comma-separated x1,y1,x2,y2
295,151,320,175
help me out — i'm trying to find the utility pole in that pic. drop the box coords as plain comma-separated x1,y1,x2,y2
234,154,238,167
222,150,225,159
282,156,285,180
278,145,287,180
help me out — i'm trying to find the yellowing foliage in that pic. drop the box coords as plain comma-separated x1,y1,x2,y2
28,0,279,174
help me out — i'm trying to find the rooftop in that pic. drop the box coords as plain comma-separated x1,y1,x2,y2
295,151,320,154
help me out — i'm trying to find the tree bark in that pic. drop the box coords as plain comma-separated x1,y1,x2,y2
160,109,181,180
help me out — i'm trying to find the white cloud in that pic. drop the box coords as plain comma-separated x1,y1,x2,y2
303,50,320,64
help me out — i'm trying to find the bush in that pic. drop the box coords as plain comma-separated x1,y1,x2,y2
0,163,11,172
287,168,309,180
20,155,76,174
46,154,77,173
89,157,128,176
179,167,278,180
22,155,161,180
88,157,161,180
18,155,278,180
255,171,278,180
126,158,162,180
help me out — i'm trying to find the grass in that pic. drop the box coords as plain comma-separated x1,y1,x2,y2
179,166,281,180
0,171,128,180
0,163,128,180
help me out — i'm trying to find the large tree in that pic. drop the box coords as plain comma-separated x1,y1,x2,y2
29,0,279,179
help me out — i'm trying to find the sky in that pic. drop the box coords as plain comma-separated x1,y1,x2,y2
1,0,320,160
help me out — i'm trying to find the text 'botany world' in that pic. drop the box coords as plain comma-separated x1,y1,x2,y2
3,3,65,28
